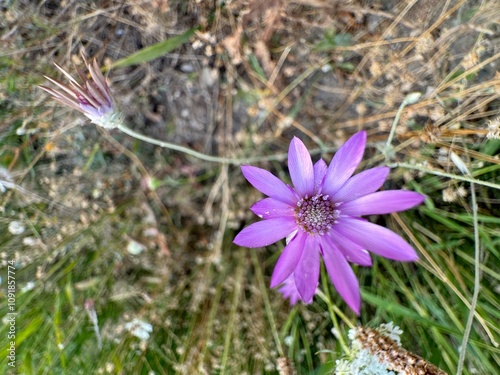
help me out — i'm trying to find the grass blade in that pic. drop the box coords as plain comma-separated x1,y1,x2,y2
110,28,197,68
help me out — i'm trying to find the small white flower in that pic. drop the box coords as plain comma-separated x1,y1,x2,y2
377,321,403,344
127,239,146,255
21,281,36,293
23,237,39,246
8,220,25,235
334,359,351,374
284,335,294,347
125,318,153,341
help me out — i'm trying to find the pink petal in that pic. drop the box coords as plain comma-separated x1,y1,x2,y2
325,230,372,266
322,131,367,197
251,198,295,219
332,167,390,203
341,191,426,216
321,239,361,314
334,217,419,261
313,159,327,193
233,217,298,248
288,137,314,197
294,236,320,302
241,166,297,206
271,231,307,287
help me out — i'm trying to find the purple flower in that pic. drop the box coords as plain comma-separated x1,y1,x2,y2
278,273,317,306
233,131,425,314
39,56,123,129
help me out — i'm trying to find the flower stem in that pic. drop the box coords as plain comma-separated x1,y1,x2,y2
316,289,352,355
116,123,288,165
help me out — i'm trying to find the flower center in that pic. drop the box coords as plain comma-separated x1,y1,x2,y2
295,194,340,235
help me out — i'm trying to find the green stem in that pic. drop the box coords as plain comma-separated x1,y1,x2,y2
220,251,244,374
385,92,422,154
456,179,482,375
116,123,290,165
316,289,351,355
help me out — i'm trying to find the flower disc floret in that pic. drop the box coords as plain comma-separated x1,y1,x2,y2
296,194,339,235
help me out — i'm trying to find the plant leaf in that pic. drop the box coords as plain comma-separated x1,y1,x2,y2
110,27,197,68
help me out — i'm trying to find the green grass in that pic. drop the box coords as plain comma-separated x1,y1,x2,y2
1,0,499,374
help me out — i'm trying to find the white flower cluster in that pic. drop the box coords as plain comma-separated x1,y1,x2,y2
334,349,398,375
334,322,403,375
375,322,403,345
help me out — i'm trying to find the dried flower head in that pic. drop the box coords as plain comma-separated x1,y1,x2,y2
234,132,425,313
351,325,448,375
40,55,124,129
486,117,500,139
442,187,457,202
277,357,296,375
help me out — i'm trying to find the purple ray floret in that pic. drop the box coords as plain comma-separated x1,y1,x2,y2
278,273,317,306
233,131,425,314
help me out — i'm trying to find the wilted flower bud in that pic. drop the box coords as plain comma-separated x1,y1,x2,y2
40,55,124,129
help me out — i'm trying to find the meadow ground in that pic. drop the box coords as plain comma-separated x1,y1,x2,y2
0,0,499,374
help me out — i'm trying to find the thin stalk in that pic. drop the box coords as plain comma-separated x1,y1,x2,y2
392,162,500,191
456,178,481,375
384,92,422,156
116,123,289,165
251,249,284,357
316,287,351,355
220,251,243,374
117,123,351,165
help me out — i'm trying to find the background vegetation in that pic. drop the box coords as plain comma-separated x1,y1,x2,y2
0,0,499,374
